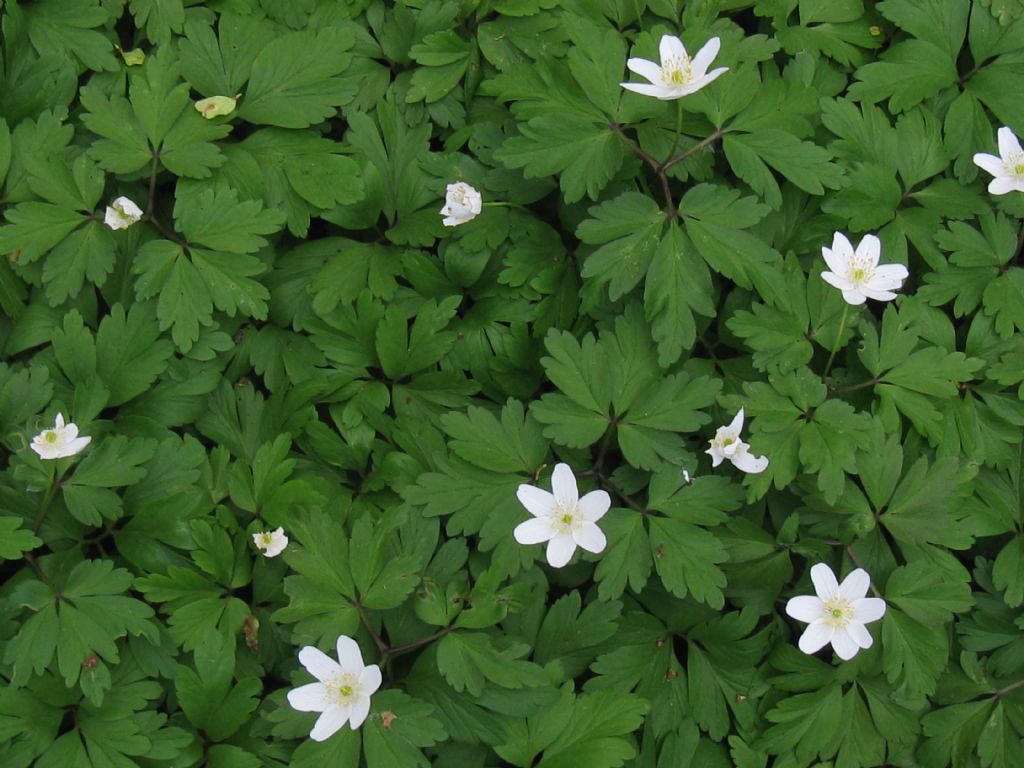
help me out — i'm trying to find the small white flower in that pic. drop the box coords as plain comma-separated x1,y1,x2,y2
103,196,143,230
973,126,1024,195
682,469,693,483
785,563,887,661
513,463,609,568
820,232,909,306
440,182,482,227
621,34,728,100
30,413,91,460
253,527,287,558
287,635,382,741
706,408,768,474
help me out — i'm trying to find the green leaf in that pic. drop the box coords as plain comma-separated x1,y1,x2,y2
363,690,447,768
0,517,42,560
436,632,548,696
130,0,185,46
238,27,357,128
578,192,665,301
175,628,260,741
648,517,728,608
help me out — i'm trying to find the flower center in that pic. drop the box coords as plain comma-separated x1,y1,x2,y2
822,597,854,628
44,431,58,443
663,56,692,87
326,674,359,707
848,260,874,286
552,504,579,534
260,533,273,545
1011,156,1024,178
451,188,467,204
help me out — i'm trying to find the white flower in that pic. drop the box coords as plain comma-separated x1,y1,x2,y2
621,34,728,100
440,182,482,227
253,527,287,557
287,635,382,741
30,413,91,460
103,196,143,230
785,563,887,661
820,232,909,306
973,126,1024,195
706,408,768,474
513,463,609,568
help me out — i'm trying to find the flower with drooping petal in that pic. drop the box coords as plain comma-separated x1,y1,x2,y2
287,635,382,741
440,181,482,227
973,126,1024,196
253,527,288,557
785,563,887,661
513,463,609,568
706,408,768,474
30,413,91,460
820,232,908,306
621,34,728,100
195,95,238,119
104,196,143,230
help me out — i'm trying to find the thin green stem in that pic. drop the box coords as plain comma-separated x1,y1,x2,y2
662,127,725,172
354,600,388,655
664,100,684,164
385,627,453,658
146,153,159,217
823,304,850,378
482,201,530,213
995,678,1024,698
32,464,59,534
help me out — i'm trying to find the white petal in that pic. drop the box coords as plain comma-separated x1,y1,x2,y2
578,490,611,522
786,595,825,623
727,408,745,434
729,450,769,474
797,620,833,655
973,152,1006,176
287,682,328,712
845,620,874,649
336,635,365,673
831,232,855,259
298,646,341,682
859,286,899,303
573,521,607,554
852,597,887,623
516,484,556,518
687,67,728,93
625,57,662,84
830,629,860,660
61,436,91,457
997,126,1022,160
871,263,909,283
621,82,678,99
821,245,848,275
820,270,854,292
838,568,871,601
690,37,721,78
310,706,349,741
810,563,839,601
841,288,868,305
550,463,579,508
706,444,725,466
360,664,383,696
855,234,881,268
55,413,66,429
348,695,371,730
514,517,554,545
989,177,1022,195
545,534,577,568
659,34,686,64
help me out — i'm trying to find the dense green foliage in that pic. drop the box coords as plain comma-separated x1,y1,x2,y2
1,0,1024,766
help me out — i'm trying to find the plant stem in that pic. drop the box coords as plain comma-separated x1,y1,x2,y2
664,100,684,164
995,678,1024,698
823,304,850,378
146,153,159,216
354,600,388,655
662,127,725,172
32,465,59,534
386,627,453,658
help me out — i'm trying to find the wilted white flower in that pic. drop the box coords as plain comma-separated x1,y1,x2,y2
785,563,887,661
973,126,1024,195
621,34,728,100
706,409,768,474
513,463,609,568
104,196,143,230
195,95,238,119
820,232,908,306
253,527,288,557
30,413,91,460
440,182,482,227
287,635,382,741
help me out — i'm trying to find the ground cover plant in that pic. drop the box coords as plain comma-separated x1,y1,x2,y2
1,0,1024,766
